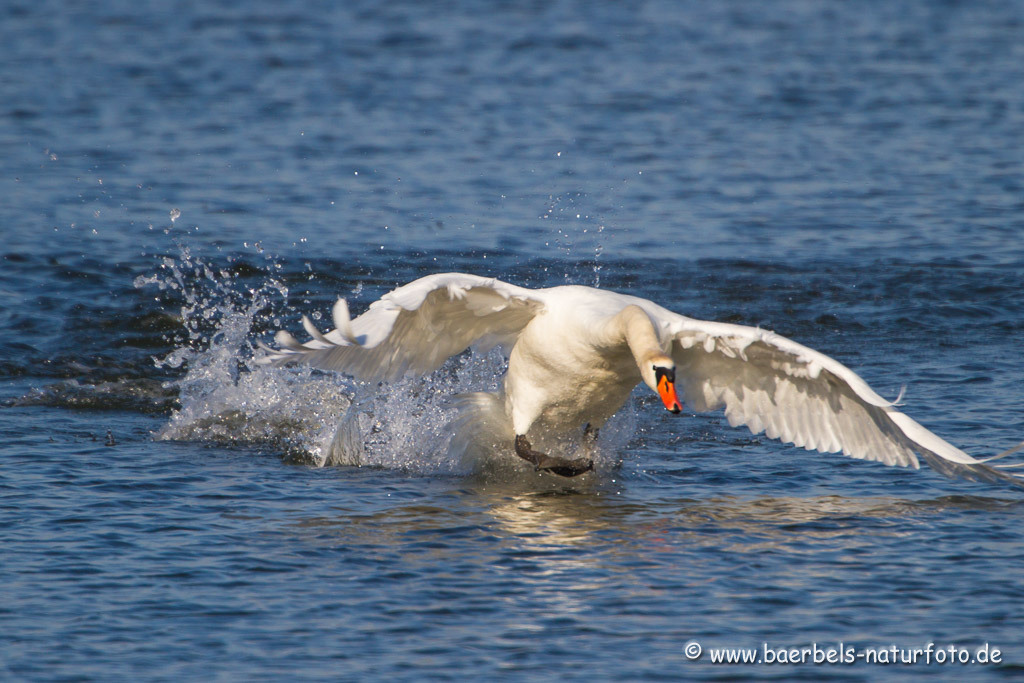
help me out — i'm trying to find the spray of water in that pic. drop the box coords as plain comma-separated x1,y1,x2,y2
137,243,638,475
133,245,351,463
539,192,607,286
325,349,638,477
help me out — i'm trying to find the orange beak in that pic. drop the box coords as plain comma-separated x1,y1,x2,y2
657,373,683,414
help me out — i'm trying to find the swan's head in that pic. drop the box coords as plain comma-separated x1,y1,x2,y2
641,354,683,414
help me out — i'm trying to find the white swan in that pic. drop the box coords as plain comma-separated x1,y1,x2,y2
261,272,1023,487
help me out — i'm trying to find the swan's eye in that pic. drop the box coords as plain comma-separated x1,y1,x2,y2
654,366,675,384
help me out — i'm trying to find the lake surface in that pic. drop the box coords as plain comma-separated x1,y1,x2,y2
3,0,1024,680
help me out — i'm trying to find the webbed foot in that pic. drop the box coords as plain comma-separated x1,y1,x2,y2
514,435,594,477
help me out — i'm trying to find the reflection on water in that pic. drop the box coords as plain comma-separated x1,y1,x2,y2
292,473,1021,564
287,482,1024,646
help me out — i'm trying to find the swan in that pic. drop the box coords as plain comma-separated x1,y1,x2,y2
261,272,1024,488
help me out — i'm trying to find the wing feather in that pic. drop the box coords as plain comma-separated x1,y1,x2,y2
260,273,545,381
642,306,1024,488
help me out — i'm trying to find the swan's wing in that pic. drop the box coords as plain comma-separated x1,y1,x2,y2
646,305,1024,488
260,273,546,380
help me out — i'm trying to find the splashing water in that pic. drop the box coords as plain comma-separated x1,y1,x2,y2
326,349,509,474
539,192,607,286
325,349,639,477
137,246,640,474
134,246,349,462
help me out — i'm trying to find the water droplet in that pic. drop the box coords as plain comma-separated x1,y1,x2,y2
169,208,181,223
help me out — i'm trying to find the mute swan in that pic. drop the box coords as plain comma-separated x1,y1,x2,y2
261,272,1023,487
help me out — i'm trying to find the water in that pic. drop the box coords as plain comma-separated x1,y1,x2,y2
3,0,1024,679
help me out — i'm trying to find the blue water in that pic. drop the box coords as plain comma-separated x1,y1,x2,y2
3,0,1024,680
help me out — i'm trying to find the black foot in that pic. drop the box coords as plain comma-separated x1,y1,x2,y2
514,435,593,477
537,455,594,477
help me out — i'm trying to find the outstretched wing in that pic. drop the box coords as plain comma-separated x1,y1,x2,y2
260,273,546,381
640,303,1024,488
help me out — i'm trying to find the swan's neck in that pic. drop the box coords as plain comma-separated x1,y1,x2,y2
613,305,670,367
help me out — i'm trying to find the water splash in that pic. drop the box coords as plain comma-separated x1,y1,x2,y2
326,349,509,474
137,246,639,474
131,246,500,470
324,344,640,478
539,192,607,286
134,245,348,461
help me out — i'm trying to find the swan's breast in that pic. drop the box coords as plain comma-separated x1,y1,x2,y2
504,305,641,431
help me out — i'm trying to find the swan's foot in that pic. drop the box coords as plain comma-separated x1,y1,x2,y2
514,435,594,477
